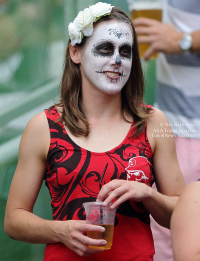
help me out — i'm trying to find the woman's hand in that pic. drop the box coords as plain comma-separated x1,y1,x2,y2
97,179,151,209
56,220,107,257
133,18,183,60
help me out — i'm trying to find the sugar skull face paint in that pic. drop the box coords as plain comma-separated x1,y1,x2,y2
80,20,133,94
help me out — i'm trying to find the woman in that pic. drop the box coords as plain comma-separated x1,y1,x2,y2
171,181,200,261
4,3,185,260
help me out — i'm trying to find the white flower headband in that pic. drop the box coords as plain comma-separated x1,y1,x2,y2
68,2,113,46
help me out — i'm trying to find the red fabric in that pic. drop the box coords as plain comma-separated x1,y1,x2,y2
44,106,155,260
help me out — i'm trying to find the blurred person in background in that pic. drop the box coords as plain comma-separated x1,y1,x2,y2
4,2,185,261
171,181,200,261
133,0,200,260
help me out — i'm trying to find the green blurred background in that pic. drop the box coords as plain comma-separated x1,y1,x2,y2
0,0,155,260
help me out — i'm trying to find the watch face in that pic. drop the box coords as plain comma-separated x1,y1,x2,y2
180,34,192,51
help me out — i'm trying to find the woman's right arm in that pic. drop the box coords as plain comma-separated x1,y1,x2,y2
4,112,106,256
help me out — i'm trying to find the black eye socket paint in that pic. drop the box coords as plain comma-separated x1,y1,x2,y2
91,40,132,60
119,43,132,60
92,41,115,58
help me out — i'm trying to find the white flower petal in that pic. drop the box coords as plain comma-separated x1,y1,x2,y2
74,10,84,29
90,2,113,18
68,2,113,45
71,39,77,46
68,22,82,46
82,25,93,37
83,8,95,24
74,8,94,30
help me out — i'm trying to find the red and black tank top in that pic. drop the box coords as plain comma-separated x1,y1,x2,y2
44,106,155,261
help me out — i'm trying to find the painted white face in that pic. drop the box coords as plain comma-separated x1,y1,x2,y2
80,20,133,94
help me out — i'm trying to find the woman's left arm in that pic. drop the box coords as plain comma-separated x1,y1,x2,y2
97,108,185,228
142,108,186,228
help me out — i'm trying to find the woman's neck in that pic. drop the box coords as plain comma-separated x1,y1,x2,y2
81,88,123,123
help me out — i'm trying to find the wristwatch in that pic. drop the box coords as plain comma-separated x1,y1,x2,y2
179,33,193,52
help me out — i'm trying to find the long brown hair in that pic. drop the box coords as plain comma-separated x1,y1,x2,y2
54,7,153,137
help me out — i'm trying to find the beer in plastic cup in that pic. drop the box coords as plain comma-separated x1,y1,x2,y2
83,202,116,250
127,0,163,59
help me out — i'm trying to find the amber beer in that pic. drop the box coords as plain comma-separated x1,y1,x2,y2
131,2,162,59
87,224,114,250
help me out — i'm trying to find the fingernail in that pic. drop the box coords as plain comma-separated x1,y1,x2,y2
102,202,107,206
101,227,105,232
102,240,107,245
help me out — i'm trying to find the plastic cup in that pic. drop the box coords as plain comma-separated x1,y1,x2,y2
83,202,116,250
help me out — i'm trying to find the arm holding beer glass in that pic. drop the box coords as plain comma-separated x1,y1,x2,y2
170,181,200,261
4,115,108,257
133,17,200,60
97,109,185,229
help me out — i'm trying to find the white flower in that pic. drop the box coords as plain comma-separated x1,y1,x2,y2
68,2,113,45
89,2,113,20
74,8,95,37
68,22,82,46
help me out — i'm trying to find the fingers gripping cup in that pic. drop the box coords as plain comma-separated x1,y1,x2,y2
83,202,116,250
127,0,163,59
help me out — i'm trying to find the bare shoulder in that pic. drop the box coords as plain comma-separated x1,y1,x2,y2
148,107,173,136
172,182,200,219
147,107,170,152
173,182,200,209
20,111,50,160
180,181,200,199
185,181,200,190
25,111,49,132
171,181,200,261
171,181,200,231
147,107,169,126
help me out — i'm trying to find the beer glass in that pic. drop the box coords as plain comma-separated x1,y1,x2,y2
127,0,163,59
83,202,116,250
